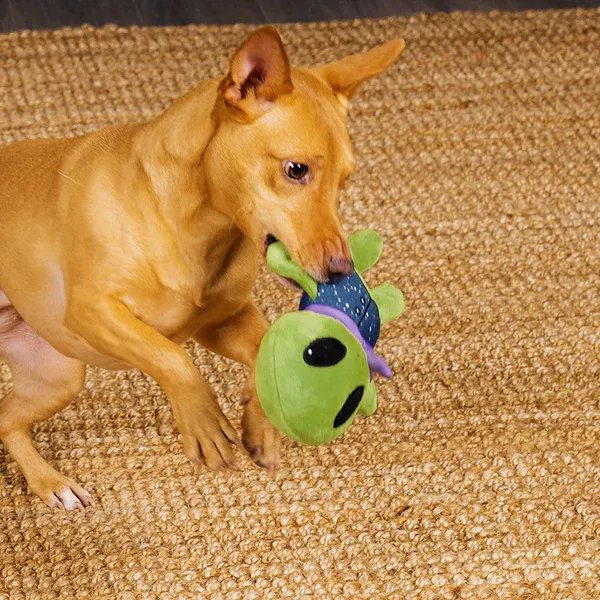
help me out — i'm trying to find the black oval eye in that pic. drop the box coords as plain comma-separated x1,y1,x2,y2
303,337,347,367
284,161,309,182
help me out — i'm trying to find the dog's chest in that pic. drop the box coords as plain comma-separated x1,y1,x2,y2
130,291,196,340
127,233,257,340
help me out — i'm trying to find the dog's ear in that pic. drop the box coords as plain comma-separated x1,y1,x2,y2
219,27,293,122
314,39,405,108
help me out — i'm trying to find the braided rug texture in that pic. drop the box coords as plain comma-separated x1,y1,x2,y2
1,9,599,599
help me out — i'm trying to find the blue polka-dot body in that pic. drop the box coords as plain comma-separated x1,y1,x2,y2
299,272,381,347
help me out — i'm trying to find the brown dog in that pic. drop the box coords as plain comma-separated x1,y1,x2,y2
0,27,404,509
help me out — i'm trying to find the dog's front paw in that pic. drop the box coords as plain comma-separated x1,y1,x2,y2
179,401,241,472
30,473,93,511
241,389,281,472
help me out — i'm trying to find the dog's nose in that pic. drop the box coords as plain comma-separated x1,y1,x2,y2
327,256,354,281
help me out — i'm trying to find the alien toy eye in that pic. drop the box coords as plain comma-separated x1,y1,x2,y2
334,385,365,428
303,337,347,367
283,160,309,183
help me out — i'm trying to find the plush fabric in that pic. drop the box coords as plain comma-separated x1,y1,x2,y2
349,229,384,274
299,271,382,346
256,231,404,444
255,311,376,445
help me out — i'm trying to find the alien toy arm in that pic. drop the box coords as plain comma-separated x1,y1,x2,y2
266,242,318,299
371,283,405,324
349,229,383,275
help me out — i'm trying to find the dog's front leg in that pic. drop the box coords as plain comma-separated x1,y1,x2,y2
194,301,281,472
64,296,239,471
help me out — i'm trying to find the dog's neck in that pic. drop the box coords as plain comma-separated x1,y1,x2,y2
141,79,222,164
131,79,249,271
134,80,238,224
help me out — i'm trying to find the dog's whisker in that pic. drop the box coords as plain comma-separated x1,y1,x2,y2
57,170,79,185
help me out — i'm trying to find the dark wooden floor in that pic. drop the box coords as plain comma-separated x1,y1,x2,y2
1,0,598,32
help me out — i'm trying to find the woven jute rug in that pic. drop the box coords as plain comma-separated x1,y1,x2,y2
1,8,599,599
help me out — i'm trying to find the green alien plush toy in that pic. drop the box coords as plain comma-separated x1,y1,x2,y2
255,230,405,446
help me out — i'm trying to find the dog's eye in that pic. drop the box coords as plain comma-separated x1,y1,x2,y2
283,161,309,183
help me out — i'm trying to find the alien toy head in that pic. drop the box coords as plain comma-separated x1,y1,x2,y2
255,229,404,446
255,311,378,445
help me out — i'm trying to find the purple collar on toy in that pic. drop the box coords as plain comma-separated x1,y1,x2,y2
305,304,392,379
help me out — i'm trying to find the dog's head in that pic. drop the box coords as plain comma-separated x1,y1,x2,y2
205,27,404,283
